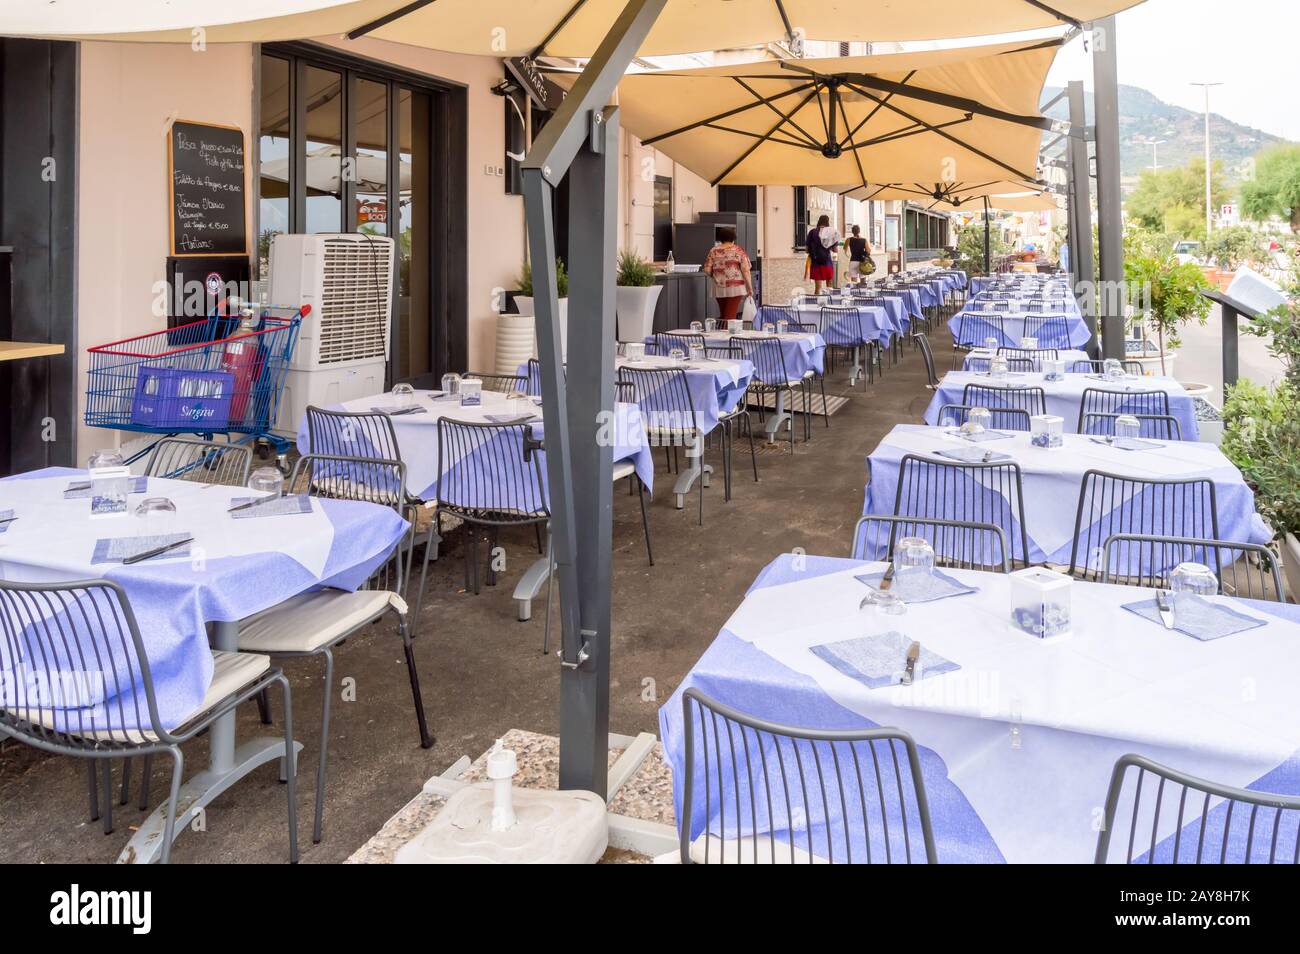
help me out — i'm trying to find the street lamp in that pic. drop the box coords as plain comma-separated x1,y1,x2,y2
1191,81,1223,238
1145,138,1166,171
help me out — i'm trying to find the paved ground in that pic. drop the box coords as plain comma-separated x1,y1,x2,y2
0,329,950,863
1169,302,1286,406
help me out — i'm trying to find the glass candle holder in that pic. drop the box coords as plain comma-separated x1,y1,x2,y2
1009,567,1072,639
1030,414,1064,448
459,378,482,407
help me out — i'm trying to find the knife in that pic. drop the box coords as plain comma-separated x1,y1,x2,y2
383,405,423,416
901,641,921,685
122,537,193,565
1155,589,1176,630
0,515,17,525
65,481,92,493
878,563,897,591
228,495,277,513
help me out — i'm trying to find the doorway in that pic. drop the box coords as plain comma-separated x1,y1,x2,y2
653,175,673,262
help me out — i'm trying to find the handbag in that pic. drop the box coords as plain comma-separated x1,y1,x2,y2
858,257,877,276
741,296,757,326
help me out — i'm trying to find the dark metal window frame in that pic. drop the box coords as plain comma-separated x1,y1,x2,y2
254,40,469,379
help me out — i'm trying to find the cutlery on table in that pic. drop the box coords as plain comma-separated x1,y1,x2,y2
1155,589,1176,630
65,481,92,492
227,496,277,514
0,515,17,525
901,641,921,685
383,406,423,416
877,563,897,591
123,537,194,565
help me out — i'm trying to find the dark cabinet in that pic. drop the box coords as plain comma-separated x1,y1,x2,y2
652,271,715,332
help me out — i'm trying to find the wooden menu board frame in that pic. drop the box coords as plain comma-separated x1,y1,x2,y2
167,119,249,258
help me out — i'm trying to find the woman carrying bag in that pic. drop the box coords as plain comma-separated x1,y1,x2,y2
701,226,753,324
845,224,876,277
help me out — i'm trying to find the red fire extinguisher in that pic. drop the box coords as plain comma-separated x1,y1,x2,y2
221,303,263,424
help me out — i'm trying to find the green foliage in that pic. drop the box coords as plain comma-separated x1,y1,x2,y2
1205,225,1267,271
1126,158,1230,239
1123,224,1174,262
616,248,656,287
1240,143,1300,231
1123,252,1211,372
953,220,1009,277
1243,299,1300,390
1222,380,1300,538
517,258,569,299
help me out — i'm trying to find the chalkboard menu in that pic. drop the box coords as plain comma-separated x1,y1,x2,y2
168,120,248,257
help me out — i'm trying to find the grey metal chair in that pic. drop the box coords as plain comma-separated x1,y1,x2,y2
1095,753,1300,864
732,334,808,452
961,383,1047,418
679,688,936,864
1067,359,1146,375
1081,411,1182,441
1068,471,1219,581
653,331,705,357
0,579,298,863
1101,533,1284,602
143,438,252,485
914,332,940,389
852,514,1011,572
463,371,528,394
937,403,1032,432
1078,387,1172,433
239,452,434,844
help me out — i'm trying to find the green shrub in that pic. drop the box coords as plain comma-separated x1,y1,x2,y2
517,259,568,299
1222,379,1300,538
616,248,656,287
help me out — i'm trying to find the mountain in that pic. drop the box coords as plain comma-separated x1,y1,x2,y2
1041,84,1286,192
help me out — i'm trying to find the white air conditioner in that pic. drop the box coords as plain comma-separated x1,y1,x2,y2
268,232,395,437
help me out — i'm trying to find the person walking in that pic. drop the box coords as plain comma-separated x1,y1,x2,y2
805,214,839,294
701,226,753,324
844,224,875,279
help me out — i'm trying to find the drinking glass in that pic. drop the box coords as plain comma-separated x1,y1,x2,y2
668,347,686,366
688,344,706,363
1114,414,1141,443
704,318,717,332
1020,337,1038,350
861,589,907,616
776,319,789,334
968,406,992,432
505,391,528,418
984,336,999,352
89,449,124,469
895,537,936,582
1170,562,1218,611
990,355,1009,382
441,372,462,395
391,382,415,409
248,466,283,501
1102,358,1123,381
689,321,704,333
134,496,177,536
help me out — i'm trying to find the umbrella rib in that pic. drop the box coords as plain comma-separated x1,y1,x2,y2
641,81,816,146
843,81,1038,183
849,115,972,151
346,0,436,39
733,77,824,148
704,124,820,150
1020,0,1083,28
710,82,825,186
843,74,1053,131
836,91,869,190
531,0,593,57
839,70,917,149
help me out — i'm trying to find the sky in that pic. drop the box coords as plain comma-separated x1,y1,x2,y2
1045,0,1300,140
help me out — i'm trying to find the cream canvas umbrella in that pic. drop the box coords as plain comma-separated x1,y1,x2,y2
839,179,1054,208
11,0,1145,54
552,39,1061,188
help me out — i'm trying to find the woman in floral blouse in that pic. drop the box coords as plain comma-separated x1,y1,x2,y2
701,226,753,323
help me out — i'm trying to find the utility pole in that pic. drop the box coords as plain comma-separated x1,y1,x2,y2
1191,82,1223,238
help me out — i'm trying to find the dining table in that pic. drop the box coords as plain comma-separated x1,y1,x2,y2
949,300,1091,350
860,424,1271,568
299,386,654,619
0,466,408,862
660,552,1300,863
923,370,1200,440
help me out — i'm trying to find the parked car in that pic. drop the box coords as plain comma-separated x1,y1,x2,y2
1173,240,1203,265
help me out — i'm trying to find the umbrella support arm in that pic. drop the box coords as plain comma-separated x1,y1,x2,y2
520,0,667,799
1091,15,1126,360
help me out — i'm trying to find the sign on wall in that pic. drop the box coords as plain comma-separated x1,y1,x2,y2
168,119,248,257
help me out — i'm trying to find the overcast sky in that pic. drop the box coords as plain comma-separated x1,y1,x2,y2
1045,0,1299,140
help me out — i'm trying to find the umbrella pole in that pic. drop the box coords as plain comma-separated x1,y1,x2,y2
521,0,667,798
983,195,991,275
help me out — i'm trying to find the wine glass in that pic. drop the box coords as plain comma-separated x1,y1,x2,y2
248,466,283,502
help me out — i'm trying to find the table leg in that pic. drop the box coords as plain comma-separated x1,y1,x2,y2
764,391,789,444
512,555,552,622
848,345,862,388
672,445,712,509
115,620,302,864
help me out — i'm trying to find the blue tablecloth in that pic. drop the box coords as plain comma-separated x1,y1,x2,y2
0,468,408,732
923,370,1199,440
615,354,753,437
860,424,1269,566
661,552,1300,863
758,304,894,348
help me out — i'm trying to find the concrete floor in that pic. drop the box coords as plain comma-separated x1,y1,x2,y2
0,331,949,863
1165,302,1286,407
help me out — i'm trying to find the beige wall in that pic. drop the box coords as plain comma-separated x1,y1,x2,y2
76,41,257,457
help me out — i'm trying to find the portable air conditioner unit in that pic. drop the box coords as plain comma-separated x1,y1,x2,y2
268,232,395,436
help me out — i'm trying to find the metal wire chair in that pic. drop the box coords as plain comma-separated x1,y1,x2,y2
731,334,805,452
851,514,1011,572
1068,471,1219,580
433,418,549,593
952,311,1005,366
0,579,298,863
892,453,1031,567
937,403,1032,432
1020,314,1072,349
961,383,1047,418
1095,753,1300,864
998,346,1059,364
1067,359,1146,375
914,332,940,389
759,305,799,332
463,371,528,394
617,365,707,524
1081,412,1183,441
679,688,936,864
653,331,705,357
525,358,543,396
1100,533,1284,601
1078,388,1172,431
305,406,402,484
143,438,252,485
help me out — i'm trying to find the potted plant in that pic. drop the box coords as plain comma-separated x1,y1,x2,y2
614,248,662,343
503,259,569,369
1123,252,1212,377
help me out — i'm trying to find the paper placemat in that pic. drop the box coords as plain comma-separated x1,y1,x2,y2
855,568,978,604
370,405,429,416
960,429,1015,443
810,632,960,690
64,476,148,499
0,509,13,534
228,494,314,519
1122,595,1267,642
92,532,193,564
1089,437,1166,452
936,446,1013,464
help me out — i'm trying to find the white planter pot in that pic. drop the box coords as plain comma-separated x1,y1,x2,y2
1284,534,1300,603
615,284,662,343
1131,351,1175,378
494,313,538,377
510,296,568,363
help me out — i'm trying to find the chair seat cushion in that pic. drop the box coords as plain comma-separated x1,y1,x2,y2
238,590,404,654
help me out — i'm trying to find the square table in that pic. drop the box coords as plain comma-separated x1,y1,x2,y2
924,370,1199,440
861,424,1270,567
949,302,1090,350
0,467,407,862
660,553,1300,863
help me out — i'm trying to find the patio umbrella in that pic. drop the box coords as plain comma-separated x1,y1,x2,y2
260,145,412,196
12,0,1146,54
551,39,1061,188
839,179,1056,209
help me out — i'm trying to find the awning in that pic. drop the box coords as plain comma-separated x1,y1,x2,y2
7,0,1145,55
562,39,1060,186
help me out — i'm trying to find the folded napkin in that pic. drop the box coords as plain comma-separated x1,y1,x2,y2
0,509,13,534
1122,595,1266,642
370,405,428,416
855,568,977,604
228,494,314,519
936,446,1013,464
93,532,192,564
810,632,960,690
65,476,148,499
1089,437,1165,452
